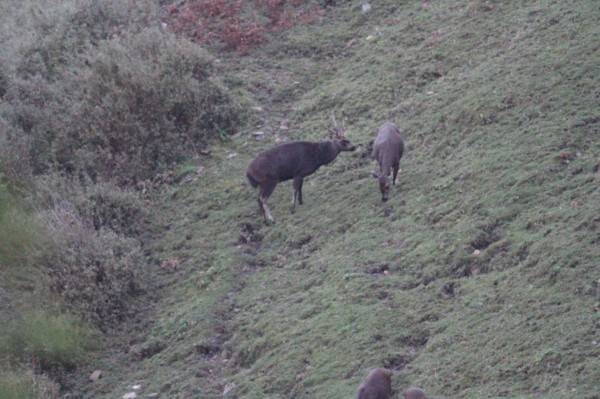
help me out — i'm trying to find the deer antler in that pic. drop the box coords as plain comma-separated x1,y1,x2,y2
329,111,345,138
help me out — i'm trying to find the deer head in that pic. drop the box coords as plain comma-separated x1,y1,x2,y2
329,112,356,151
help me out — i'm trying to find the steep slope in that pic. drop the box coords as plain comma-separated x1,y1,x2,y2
76,1,599,398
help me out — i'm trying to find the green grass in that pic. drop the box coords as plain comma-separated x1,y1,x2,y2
1,310,96,371
0,182,41,271
24,0,600,398
0,369,59,399
0,371,37,399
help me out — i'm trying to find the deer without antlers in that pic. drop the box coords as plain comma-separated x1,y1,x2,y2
372,122,405,202
246,114,356,224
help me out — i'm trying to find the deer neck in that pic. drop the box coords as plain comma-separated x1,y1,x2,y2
318,141,340,165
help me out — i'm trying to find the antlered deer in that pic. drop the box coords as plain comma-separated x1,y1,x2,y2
372,122,405,202
356,368,393,399
246,115,356,224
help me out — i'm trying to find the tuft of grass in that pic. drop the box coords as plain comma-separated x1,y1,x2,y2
0,371,36,399
0,369,59,399
0,181,42,270
1,310,96,371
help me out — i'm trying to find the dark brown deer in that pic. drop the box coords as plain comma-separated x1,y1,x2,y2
403,387,428,399
372,122,405,202
356,368,393,399
246,115,356,224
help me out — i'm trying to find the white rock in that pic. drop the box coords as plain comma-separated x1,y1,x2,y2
223,383,236,396
361,2,371,13
123,393,137,399
132,384,142,390
226,153,238,159
473,249,481,256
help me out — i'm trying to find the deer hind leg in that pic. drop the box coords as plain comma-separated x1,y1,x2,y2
259,180,277,224
291,176,304,213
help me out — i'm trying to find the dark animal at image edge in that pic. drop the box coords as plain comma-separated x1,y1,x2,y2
403,387,428,399
372,122,405,202
246,115,356,224
356,368,393,399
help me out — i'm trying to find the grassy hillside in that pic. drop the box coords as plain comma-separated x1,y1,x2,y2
61,0,600,398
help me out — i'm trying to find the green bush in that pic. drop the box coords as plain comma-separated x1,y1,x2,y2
39,201,143,326
1,310,95,371
74,182,148,237
52,27,243,183
1,0,246,184
32,175,148,237
0,181,42,270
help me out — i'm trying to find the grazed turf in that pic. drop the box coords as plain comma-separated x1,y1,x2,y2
75,1,600,398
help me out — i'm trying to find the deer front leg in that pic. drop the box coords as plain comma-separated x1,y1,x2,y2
392,163,399,185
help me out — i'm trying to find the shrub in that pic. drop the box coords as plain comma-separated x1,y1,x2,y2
74,182,148,237
167,0,325,54
39,201,143,326
0,310,95,371
50,28,243,183
1,1,245,184
0,121,34,189
31,176,148,237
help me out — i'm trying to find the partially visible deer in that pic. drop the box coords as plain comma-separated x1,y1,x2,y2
372,122,405,202
356,368,393,399
403,387,428,399
246,114,356,224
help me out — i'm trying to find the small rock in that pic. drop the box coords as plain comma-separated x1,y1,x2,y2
223,383,236,396
361,2,371,13
123,393,137,399
132,384,142,391
252,131,265,140
473,249,481,256
160,258,180,271
147,394,159,398
227,153,238,159
251,106,263,112
366,34,376,41
199,149,211,156
131,340,166,360
89,370,102,382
